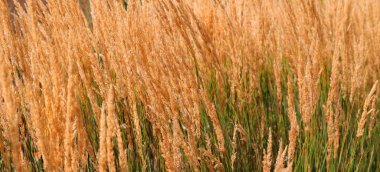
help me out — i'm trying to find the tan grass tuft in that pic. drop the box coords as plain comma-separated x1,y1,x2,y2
262,128,272,172
357,80,378,137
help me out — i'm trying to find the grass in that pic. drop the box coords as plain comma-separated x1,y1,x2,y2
0,0,379,171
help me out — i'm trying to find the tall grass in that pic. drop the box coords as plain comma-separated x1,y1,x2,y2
0,0,379,171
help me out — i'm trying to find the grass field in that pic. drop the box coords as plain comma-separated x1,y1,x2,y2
0,0,379,171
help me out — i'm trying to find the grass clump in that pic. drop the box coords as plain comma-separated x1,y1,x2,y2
0,0,379,171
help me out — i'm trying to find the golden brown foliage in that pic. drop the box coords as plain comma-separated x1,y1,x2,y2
0,0,379,171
